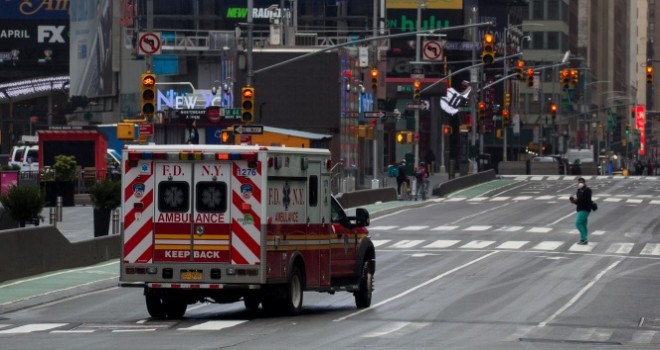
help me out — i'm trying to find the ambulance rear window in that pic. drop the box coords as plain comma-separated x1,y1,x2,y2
309,175,318,207
196,182,227,213
158,182,189,212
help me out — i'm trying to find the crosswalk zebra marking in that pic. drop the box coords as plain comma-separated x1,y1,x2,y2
604,198,622,202
491,197,509,201
461,240,496,249
431,225,459,231
495,226,524,232
569,242,597,252
566,327,613,342
389,240,424,248
497,241,529,249
0,323,67,334
400,226,428,231
468,197,489,201
368,226,397,231
537,195,555,200
627,199,643,204
513,196,533,201
527,227,552,233
371,240,391,247
178,320,246,331
651,200,660,205
606,243,634,254
464,225,491,231
424,240,460,248
592,230,606,236
632,330,657,343
532,241,564,250
641,243,660,256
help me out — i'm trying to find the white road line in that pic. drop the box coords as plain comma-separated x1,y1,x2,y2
445,197,466,202
178,320,246,331
468,197,489,201
604,198,622,202
424,240,461,248
537,195,555,200
531,241,563,251
371,240,391,248
0,324,12,329
334,251,500,322
490,197,509,201
591,230,605,236
530,176,544,181
640,243,660,256
401,226,429,231
569,242,597,252
0,323,68,334
627,199,643,204
527,227,552,233
538,259,622,328
632,330,657,344
650,200,660,205
464,225,491,231
362,322,410,338
389,240,425,248
431,225,458,231
368,226,397,231
450,203,511,225
549,211,575,226
513,196,533,200
112,329,157,333
606,243,634,255
51,330,95,333
496,226,524,232
497,241,529,249
460,240,496,249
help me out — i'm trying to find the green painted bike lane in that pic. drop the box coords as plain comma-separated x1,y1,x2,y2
0,260,119,311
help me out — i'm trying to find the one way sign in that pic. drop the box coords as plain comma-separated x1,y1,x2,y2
233,124,264,135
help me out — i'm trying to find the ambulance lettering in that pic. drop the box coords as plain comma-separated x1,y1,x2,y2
201,165,221,177
162,164,184,176
193,251,220,259
195,213,224,223
274,211,299,222
165,250,190,258
158,213,191,222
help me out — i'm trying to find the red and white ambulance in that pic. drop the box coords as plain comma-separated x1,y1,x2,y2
119,144,374,318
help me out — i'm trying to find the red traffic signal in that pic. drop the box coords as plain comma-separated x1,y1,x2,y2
140,72,157,118
526,68,535,87
482,33,495,64
647,66,654,84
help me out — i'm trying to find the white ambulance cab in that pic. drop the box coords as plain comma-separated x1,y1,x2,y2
120,144,374,318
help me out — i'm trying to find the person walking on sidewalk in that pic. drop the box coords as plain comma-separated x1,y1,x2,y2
396,159,410,199
570,177,593,245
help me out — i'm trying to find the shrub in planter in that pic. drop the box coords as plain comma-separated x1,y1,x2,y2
0,185,44,227
40,155,78,206
89,179,121,236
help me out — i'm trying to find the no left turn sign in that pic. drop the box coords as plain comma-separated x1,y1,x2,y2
138,32,162,55
422,40,443,62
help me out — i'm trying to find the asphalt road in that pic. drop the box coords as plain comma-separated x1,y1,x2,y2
2,175,660,349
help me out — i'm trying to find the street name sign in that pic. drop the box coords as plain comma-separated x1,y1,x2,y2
233,124,264,135
364,111,385,118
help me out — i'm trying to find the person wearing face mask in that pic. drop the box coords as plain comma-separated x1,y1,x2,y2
569,177,592,245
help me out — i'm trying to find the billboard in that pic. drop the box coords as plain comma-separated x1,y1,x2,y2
0,0,69,71
387,0,463,10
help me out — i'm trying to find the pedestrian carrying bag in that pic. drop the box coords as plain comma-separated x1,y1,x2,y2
591,201,598,211
388,165,399,178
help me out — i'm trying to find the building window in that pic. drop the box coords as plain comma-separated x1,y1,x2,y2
532,0,544,20
547,32,559,50
532,32,544,49
547,0,559,20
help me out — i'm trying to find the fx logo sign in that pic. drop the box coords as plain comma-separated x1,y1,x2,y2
38,26,66,43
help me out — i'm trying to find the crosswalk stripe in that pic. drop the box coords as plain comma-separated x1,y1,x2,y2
567,328,613,342
527,227,552,233
569,242,597,252
513,196,532,200
496,226,524,232
446,197,466,202
0,324,12,330
468,197,488,201
372,240,391,247
640,243,660,256
632,330,657,343
431,225,459,231
604,198,622,202
490,197,509,201
627,199,643,204
424,240,460,248
389,240,424,248
650,200,660,205
497,241,529,249
369,226,397,231
605,243,634,254
0,323,68,334
591,230,606,236
532,241,563,250
461,240,496,249
400,226,428,231
178,320,246,331
464,225,491,231
537,195,555,200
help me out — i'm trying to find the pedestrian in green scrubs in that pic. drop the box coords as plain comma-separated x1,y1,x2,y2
570,177,592,245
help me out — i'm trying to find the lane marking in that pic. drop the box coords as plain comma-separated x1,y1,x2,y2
401,226,429,231
497,241,529,249
640,243,660,256
431,225,458,231
538,259,622,327
460,240,496,249
0,261,118,289
532,241,563,251
368,226,397,231
527,227,552,233
450,203,511,225
178,320,246,331
605,243,634,255
0,323,68,334
424,240,460,248
389,240,425,248
371,240,391,247
334,251,499,322
464,225,491,231
362,321,410,337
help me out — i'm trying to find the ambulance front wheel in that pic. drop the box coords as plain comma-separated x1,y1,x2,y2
355,260,373,308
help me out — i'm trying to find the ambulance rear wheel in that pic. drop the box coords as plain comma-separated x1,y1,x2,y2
355,261,373,308
283,267,304,315
145,294,167,319
164,298,187,319
145,294,187,319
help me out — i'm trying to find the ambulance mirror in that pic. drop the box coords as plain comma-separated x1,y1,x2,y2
355,208,370,227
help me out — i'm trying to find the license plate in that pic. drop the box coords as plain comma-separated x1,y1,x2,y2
181,270,203,281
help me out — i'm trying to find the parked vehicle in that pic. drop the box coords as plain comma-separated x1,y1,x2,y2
8,144,38,172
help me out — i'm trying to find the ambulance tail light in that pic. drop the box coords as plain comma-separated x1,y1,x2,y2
239,152,257,162
216,153,230,160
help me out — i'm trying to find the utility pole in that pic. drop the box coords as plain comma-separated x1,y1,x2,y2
246,0,254,86
413,0,424,169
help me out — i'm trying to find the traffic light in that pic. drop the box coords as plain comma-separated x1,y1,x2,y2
625,124,630,135
481,32,495,64
140,72,157,120
515,61,524,80
443,125,452,135
560,69,570,89
550,103,557,121
526,68,534,88
504,93,511,108
570,69,579,86
478,101,486,120
502,109,510,127
647,66,654,84
370,68,378,94
413,80,421,104
396,131,405,143
241,85,255,124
